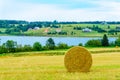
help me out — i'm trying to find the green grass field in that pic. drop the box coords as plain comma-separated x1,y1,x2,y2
24,24,120,37
0,28,6,32
0,48,120,80
0,23,120,37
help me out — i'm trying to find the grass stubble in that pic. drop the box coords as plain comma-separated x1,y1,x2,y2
0,51,120,80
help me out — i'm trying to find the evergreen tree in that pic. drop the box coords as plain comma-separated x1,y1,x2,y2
102,34,109,46
46,38,55,50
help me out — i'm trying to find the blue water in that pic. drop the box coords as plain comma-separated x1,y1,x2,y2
0,36,117,46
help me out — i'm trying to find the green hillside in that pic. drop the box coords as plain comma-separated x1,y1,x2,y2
24,24,120,37
0,20,120,37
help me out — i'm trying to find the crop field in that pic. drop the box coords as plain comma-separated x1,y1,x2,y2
0,50,120,80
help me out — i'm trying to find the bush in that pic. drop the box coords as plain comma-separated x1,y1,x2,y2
109,42,115,47
85,39,102,47
57,43,68,49
78,43,83,46
0,46,7,54
23,45,32,51
115,36,120,46
33,42,42,51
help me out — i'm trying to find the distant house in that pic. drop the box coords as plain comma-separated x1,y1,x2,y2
34,27,40,30
56,28,61,33
116,26,120,31
44,28,49,33
101,21,108,25
28,28,33,31
82,28,92,32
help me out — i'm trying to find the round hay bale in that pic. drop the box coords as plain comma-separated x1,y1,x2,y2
64,46,92,72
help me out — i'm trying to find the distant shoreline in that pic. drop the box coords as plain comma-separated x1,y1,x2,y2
0,35,118,38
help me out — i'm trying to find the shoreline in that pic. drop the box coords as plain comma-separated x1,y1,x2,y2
0,34,118,38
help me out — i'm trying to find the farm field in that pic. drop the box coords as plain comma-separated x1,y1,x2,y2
22,24,120,37
0,50,120,80
1,47,119,56
0,28,6,32
1,20,120,37
1,1,120,80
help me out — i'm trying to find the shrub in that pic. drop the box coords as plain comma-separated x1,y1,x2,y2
85,39,102,47
0,45,7,54
78,43,83,46
57,43,68,49
109,42,115,47
23,45,32,51
16,44,24,52
33,42,42,51
115,36,120,46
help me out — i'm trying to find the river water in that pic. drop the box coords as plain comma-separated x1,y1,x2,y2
0,36,117,46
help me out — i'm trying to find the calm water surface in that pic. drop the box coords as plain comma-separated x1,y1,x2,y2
0,36,117,46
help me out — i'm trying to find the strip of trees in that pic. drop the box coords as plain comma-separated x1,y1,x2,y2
0,38,70,54
0,34,120,54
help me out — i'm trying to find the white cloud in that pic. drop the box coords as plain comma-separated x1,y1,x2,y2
1,0,120,21
0,0,7,15
89,0,120,21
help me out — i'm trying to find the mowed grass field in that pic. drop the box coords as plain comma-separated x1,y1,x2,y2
0,50,120,80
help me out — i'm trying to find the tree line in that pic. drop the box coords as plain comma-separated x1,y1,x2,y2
85,34,120,47
0,34,120,54
0,38,70,54
1,20,120,26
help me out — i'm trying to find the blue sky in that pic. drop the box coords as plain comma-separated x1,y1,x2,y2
1,0,120,21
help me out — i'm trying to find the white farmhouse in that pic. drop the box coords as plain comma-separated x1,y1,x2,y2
34,27,40,30
56,28,62,33
28,28,33,31
82,28,92,32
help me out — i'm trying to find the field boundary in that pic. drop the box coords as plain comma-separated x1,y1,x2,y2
0,49,120,57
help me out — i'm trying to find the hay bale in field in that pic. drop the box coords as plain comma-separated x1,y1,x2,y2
64,46,92,72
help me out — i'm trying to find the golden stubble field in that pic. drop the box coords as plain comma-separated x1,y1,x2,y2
0,52,120,80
